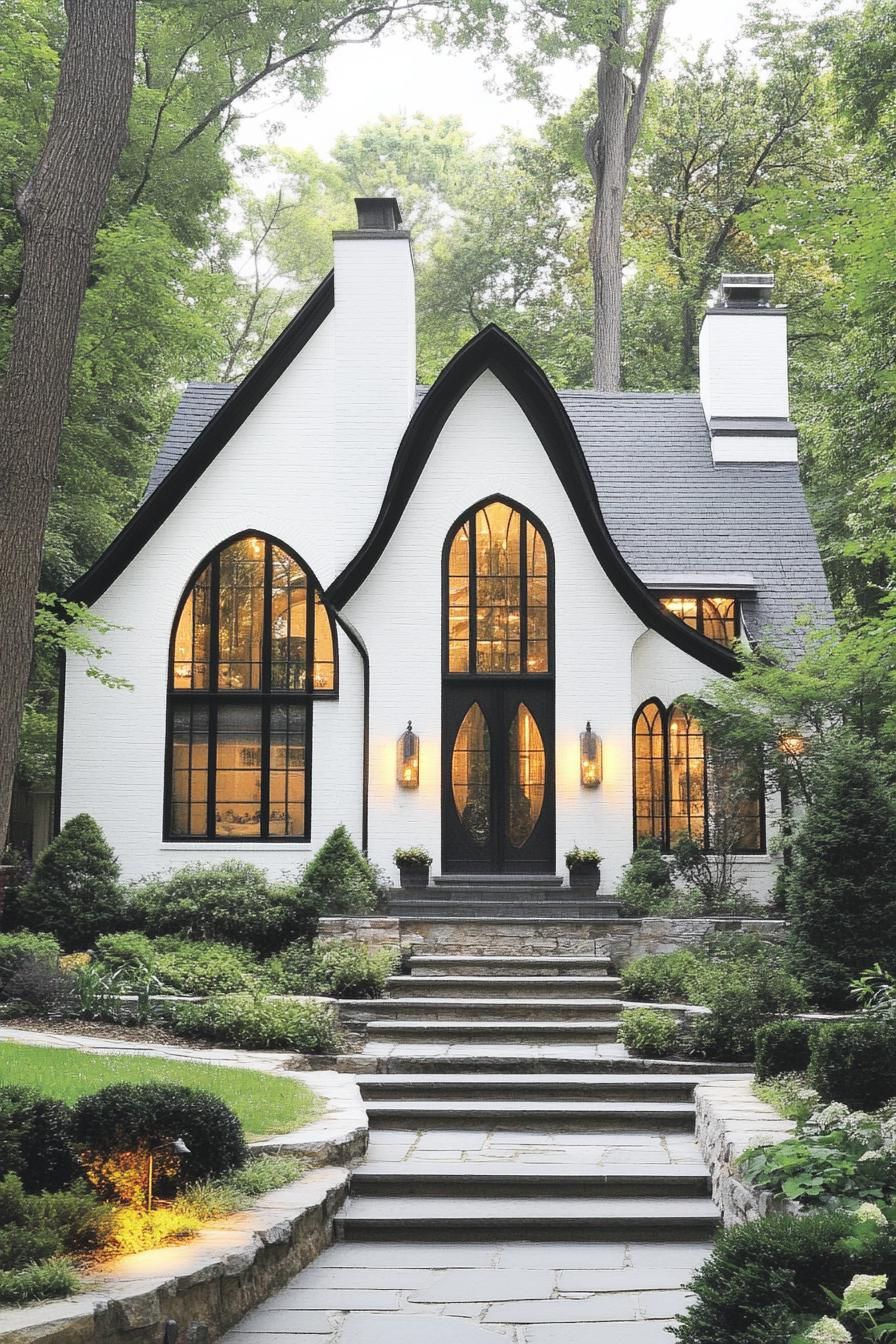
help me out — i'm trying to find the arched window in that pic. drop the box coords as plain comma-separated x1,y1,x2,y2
632,700,762,853
445,499,551,675
166,533,337,841
634,699,667,845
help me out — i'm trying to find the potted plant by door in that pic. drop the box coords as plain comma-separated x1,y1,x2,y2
394,846,432,889
565,845,603,892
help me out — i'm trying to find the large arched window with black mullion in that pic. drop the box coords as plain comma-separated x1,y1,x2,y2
166,532,337,842
445,498,553,676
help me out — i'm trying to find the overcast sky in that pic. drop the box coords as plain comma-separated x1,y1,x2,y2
236,0,839,158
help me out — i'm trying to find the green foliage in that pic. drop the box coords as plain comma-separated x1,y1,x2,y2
16,815,123,951
300,826,381,916
153,940,260,996
0,1086,77,1193
224,1152,306,1199
754,1074,818,1125
618,1008,681,1059
393,847,432,866
169,994,342,1054
810,1019,896,1112
0,1257,80,1306
0,1173,112,1272
0,932,60,983
739,1136,892,1209
1,954,76,1017
564,845,603,866
671,1210,896,1344
620,950,702,1003
71,1083,247,1198
755,1020,818,1082
92,932,156,971
787,734,896,1009
266,940,398,1000
615,839,696,916
127,862,315,953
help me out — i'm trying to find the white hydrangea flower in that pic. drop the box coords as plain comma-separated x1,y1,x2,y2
858,1150,882,1163
805,1316,852,1342
841,1273,888,1311
842,1110,875,1138
804,1102,851,1135
856,1202,888,1225
880,1117,896,1154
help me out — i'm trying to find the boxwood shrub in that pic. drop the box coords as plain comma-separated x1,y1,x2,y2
754,1019,817,1081
0,1086,78,1193
169,994,342,1053
809,1016,896,1110
619,951,701,1003
71,1082,247,1202
618,1007,681,1058
0,1173,113,1273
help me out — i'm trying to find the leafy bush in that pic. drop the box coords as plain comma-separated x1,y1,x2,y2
787,733,896,1008
1,955,76,1017
72,1082,247,1203
127,863,316,953
810,1018,896,1111
0,1257,79,1306
687,959,806,1062
93,932,156,971
15,815,123,950
615,839,679,915
671,1209,896,1344
0,932,60,985
739,1101,896,1207
0,847,31,934
0,1086,78,1193
300,825,380,915
618,1007,681,1058
619,950,702,1003
755,1019,817,1081
0,1173,113,1270
153,939,260,995
169,994,342,1053
266,940,398,999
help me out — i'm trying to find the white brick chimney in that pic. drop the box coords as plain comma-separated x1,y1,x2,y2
332,197,417,549
698,274,797,463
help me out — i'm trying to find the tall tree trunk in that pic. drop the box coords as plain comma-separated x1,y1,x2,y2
585,1,671,392
0,0,136,844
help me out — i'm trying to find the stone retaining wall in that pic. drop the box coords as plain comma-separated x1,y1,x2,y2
694,1075,798,1227
317,915,786,964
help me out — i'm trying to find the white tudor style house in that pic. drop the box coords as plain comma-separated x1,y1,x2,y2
60,199,832,897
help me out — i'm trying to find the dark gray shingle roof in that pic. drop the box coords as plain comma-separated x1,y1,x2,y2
144,381,831,644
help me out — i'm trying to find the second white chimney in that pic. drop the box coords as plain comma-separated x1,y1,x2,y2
698,274,798,464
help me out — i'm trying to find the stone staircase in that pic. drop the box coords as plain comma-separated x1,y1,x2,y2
386,874,621,919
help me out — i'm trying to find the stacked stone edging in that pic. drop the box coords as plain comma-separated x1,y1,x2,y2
694,1075,798,1226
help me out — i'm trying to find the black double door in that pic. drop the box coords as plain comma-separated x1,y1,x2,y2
442,680,555,874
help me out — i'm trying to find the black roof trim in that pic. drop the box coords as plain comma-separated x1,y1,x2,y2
67,271,336,605
327,324,738,676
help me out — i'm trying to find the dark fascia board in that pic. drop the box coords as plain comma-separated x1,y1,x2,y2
703,305,788,316
67,272,336,606
710,417,798,437
327,323,739,677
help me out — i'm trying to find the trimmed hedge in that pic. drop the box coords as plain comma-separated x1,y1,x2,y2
809,1016,896,1110
0,933,61,986
620,950,701,1003
0,1086,78,1193
266,940,398,999
169,994,342,1053
71,1082,247,1202
754,1019,816,1081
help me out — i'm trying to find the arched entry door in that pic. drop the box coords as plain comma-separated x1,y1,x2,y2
442,499,555,874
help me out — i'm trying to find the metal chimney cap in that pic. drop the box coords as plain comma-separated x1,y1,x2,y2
718,273,775,306
354,197,403,232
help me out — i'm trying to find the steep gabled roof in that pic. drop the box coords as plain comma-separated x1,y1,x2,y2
68,272,334,606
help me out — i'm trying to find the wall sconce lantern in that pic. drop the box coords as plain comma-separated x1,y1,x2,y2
397,721,420,789
580,721,603,788
778,729,806,759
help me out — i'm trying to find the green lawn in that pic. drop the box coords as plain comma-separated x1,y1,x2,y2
0,1042,321,1141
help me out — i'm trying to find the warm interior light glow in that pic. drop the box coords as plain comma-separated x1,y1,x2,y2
579,721,603,788
397,721,420,789
778,730,806,758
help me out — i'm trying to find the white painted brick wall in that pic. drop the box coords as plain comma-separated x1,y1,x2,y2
699,311,790,421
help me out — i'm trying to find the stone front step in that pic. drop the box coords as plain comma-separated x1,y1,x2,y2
408,954,613,977
395,917,636,956
357,997,623,1022
335,1195,720,1242
350,1163,711,1199
358,1073,700,1103
389,900,621,918
432,875,566,888
365,1051,748,1076
365,1018,622,1043
363,1098,697,1130
388,974,623,998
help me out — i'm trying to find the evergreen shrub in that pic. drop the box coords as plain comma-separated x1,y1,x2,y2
72,1082,247,1203
615,839,681,915
619,950,701,1003
618,1007,681,1058
267,940,398,999
15,816,123,950
0,932,60,985
0,1086,78,1193
0,1174,113,1271
300,825,381,915
153,939,260,995
809,1017,896,1110
754,1019,816,1081
169,994,342,1053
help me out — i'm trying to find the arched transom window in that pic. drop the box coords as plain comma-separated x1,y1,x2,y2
167,534,336,842
633,699,763,853
446,500,551,675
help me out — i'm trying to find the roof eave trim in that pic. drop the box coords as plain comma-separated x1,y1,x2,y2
327,323,739,677
67,271,336,606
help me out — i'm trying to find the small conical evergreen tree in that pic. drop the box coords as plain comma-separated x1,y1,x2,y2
17,814,122,950
300,824,380,915
787,733,896,1008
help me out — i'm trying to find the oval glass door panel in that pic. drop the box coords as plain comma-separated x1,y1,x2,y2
452,704,491,846
507,703,545,848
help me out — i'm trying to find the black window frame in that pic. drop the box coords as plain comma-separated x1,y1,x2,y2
656,594,741,646
164,530,338,843
632,697,765,855
441,495,555,681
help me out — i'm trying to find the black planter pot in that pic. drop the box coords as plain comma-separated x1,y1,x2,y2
568,862,601,893
398,863,430,889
